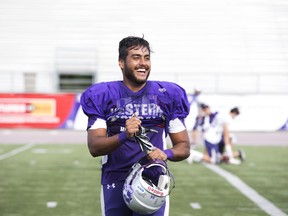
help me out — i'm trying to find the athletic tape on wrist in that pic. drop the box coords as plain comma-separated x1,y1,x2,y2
164,149,174,160
118,131,127,144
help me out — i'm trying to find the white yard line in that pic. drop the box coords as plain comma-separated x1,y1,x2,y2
0,143,35,161
204,163,288,216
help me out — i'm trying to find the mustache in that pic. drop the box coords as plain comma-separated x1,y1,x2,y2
135,65,149,70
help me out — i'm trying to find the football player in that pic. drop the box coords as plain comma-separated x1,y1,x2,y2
80,36,190,216
188,104,244,165
218,107,245,164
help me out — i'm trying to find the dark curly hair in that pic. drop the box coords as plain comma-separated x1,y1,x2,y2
118,36,152,60
230,107,240,115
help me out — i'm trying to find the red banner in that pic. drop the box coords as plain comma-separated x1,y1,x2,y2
0,93,76,129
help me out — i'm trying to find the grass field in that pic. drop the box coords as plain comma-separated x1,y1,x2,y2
0,143,288,216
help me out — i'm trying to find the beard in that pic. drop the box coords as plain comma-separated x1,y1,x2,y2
123,65,150,85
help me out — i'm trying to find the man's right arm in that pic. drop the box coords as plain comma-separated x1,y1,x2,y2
87,128,122,157
87,116,142,157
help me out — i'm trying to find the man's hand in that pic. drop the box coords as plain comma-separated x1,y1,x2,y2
148,148,168,161
125,115,141,138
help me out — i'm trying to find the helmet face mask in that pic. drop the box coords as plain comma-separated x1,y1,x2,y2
123,157,175,215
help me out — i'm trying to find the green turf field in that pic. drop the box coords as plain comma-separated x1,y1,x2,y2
0,144,287,216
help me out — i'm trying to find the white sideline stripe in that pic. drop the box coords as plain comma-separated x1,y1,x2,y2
204,163,288,216
0,143,35,161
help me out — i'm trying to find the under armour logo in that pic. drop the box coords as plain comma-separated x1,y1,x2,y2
107,183,116,189
159,88,166,93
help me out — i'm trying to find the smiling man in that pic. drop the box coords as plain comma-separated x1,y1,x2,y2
80,36,190,216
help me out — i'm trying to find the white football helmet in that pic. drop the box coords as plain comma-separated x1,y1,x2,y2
123,157,175,215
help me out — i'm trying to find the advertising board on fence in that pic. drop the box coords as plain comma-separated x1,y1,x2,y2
0,94,78,129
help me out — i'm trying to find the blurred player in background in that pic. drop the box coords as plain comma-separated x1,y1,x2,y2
191,88,202,112
185,88,205,131
187,104,244,165
80,36,190,216
218,107,245,163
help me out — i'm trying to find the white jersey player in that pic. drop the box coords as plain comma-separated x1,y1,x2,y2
188,104,244,164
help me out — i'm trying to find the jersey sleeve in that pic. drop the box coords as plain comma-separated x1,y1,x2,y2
170,83,190,121
192,116,203,130
80,83,108,130
161,82,190,133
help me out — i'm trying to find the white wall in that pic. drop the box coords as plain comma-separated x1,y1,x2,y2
0,0,288,94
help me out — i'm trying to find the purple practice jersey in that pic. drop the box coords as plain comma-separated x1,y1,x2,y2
80,80,190,185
